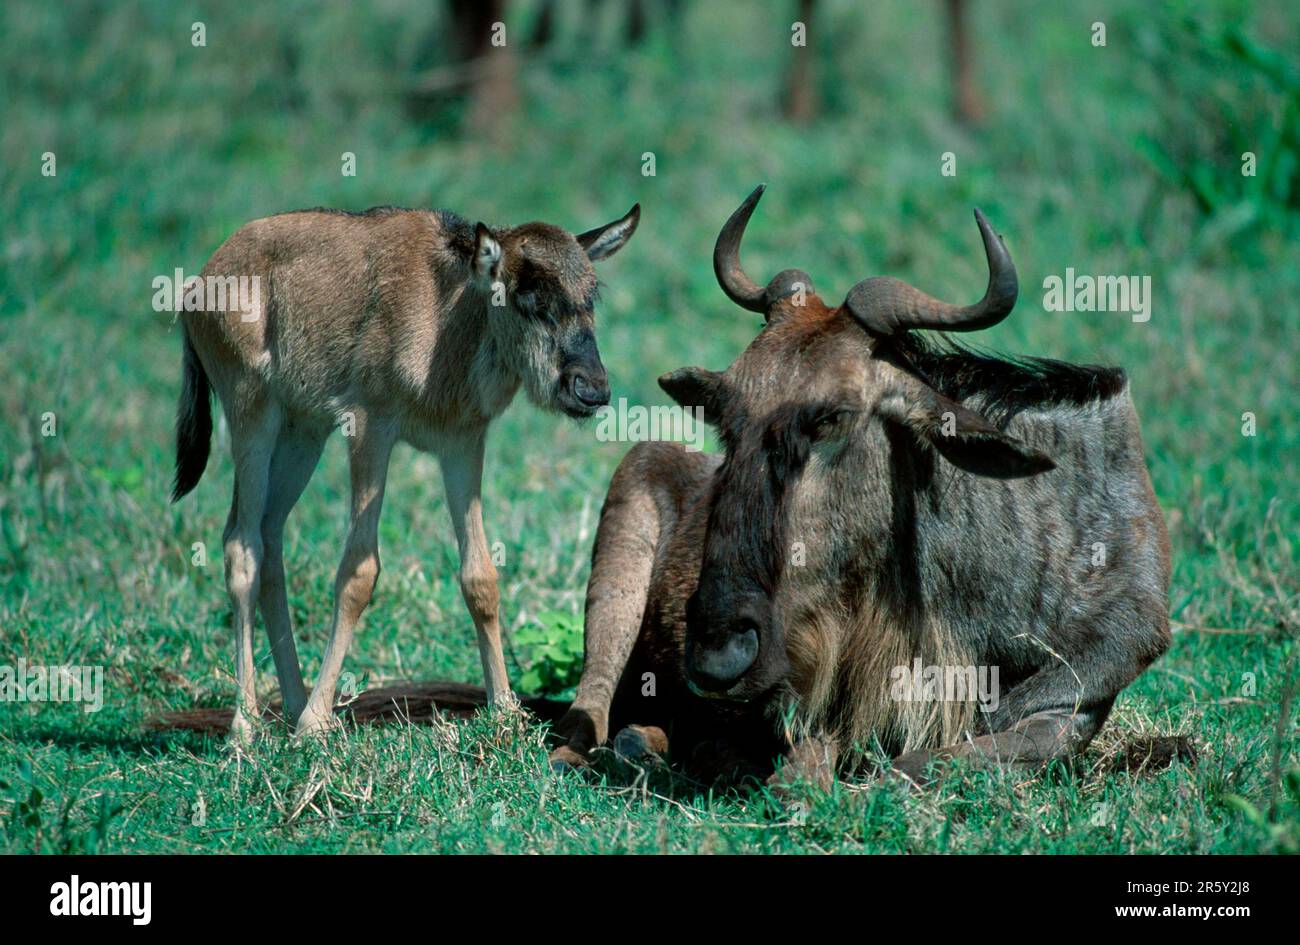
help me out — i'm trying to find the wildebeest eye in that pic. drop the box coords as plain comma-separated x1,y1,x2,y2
803,406,854,441
759,403,849,482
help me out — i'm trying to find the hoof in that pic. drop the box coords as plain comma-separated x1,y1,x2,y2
612,725,668,762
228,709,258,750
293,706,341,740
548,745,589,773
767,754,835,802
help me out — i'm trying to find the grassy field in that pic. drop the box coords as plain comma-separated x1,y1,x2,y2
1,0,1296,853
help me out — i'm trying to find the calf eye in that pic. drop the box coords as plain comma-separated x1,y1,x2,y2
512,262,562,325
513,290,551,324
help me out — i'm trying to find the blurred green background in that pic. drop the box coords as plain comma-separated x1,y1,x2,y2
0,0,1295,853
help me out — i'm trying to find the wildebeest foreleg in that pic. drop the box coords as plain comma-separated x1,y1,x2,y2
890,615,1166,787
890,707,1103,787
550,458,664,767
768,733,838,797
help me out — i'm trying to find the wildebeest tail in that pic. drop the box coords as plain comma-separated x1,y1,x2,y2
171,326,212,502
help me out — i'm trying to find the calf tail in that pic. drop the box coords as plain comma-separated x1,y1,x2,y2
171,326,212,502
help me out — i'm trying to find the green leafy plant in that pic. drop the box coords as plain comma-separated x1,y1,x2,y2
1137,18,1300,229
1,759,124,854
513,611,584,698
1222,767,1300,855
1,760,45,851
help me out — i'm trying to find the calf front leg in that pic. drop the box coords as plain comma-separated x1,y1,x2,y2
440,433,512,705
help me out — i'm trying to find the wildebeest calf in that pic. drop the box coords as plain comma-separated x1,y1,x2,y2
172,200,639,742
551,187,1170,788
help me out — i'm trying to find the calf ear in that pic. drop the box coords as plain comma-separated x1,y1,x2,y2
876,385,1055,479
577,204,641,261
659,367,726,426
473,222,503,282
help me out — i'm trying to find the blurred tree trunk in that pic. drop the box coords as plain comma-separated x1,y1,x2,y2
784,0,817,123
449,0,518,138
946,0,985,125
532,0,682,51
530,0,556,48
627,0,648,45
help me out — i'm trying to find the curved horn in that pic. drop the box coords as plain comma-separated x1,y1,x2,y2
713,184,768,314
844,208,1018,336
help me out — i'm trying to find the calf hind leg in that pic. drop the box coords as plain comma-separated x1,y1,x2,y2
257,421,327,726
222,403,280,746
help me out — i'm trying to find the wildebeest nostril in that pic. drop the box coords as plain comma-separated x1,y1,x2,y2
572,373,610,407
691,627,759,691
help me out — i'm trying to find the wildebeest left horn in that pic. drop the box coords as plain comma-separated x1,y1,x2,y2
844,208,1018,336
714,184,769,314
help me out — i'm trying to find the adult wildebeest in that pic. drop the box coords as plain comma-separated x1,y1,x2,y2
172,200,639,742
551,186,1170,788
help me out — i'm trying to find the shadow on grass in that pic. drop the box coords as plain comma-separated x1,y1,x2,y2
3,720,222,756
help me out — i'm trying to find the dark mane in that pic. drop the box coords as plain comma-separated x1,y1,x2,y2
432,209,476,257
890,333,1128,426
278,205,477,258
279,205,410,218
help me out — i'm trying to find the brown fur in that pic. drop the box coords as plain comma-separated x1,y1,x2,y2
173,202,638,739
551,192,1171,790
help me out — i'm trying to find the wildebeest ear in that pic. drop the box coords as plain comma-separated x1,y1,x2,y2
473,222,503,282
659,366,726,426
876,385,1055,479
576,204,641,261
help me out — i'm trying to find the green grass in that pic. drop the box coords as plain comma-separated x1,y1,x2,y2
1,0,1296,853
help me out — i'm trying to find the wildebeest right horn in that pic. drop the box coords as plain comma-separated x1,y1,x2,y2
713,184,769,314
844,208,1018,336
